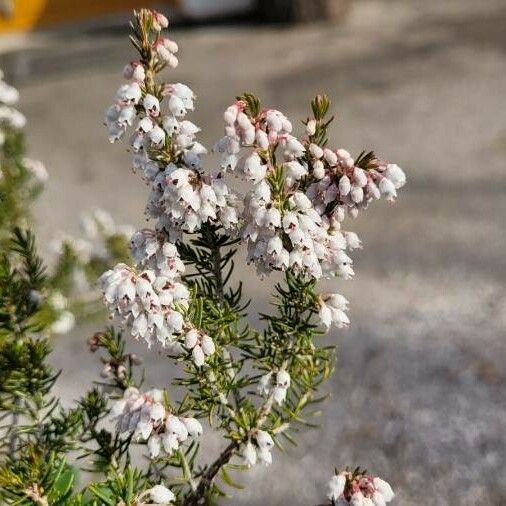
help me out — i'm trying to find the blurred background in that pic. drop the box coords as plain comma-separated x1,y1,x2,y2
1,0,505,504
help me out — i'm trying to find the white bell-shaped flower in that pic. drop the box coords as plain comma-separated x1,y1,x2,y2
147,484,175,504
243,441,257,467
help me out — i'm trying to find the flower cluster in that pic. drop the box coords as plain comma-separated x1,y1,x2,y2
214,96,406,281
258,369,291,405
97,12,407,503
147,163,239,240
242,430,275,467
0,69,26,145
130,229,185,278
99,263,189,348
52,208,133,266
102,229,219,366
0,70,47,188
111,387,202,459
326,470,394,506
306,153,406,218
105,11,238,241
50,209,133,305
104,227,220,366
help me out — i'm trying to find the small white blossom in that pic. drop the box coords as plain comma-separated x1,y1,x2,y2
154,37,179,67
384,163,406,189
148,434,162,458
373,478,395,502
256,430,274,451
143,94,161,118
111,388,202,460
50,310,75,335
23,158,48,182
343,231,362,250
243,441,257,467
258,372,273,396
151,10,169,30
257,447,273,466
0,78,19,105
183,328,215,367
123,61,145,82
181,417,203,437
145,484,175,505
117,82,142,105
306,119,317,135
378,177,397,201
318,293,350,329
327,473,347,501
99,264,188,347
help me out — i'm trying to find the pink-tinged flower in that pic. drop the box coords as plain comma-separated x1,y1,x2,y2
154,37,179,67
151,10,169,30
123,61,145,82
325,469,394,505
327,473,347,501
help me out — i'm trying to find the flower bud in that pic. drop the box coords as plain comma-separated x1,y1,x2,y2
323,148,337,166
378,177,397,201
313,159,325,179
148,434,161,459
309,143,323,159
353,166,368,187
256,430,274,450
350,185,364,203
150,402,165,422
185,329,199,349
306,119,317,135
338,175,351,196
224,105,239,125
243,441,257,467
201,334,215,356
192,345,205,367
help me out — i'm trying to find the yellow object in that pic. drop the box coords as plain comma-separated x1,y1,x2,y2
0,0,177,33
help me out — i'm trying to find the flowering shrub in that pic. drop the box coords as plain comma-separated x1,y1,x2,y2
0,68,131,335
0,8,404,506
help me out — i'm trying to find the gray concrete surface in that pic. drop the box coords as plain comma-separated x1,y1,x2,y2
1,0,505,504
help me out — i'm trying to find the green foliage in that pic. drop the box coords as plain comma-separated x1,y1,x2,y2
87,466,147,506
0,129,43,246
0,228,47,335
0,227,135,501
0,337,57,414
0,449,76,505
236,93,261,119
